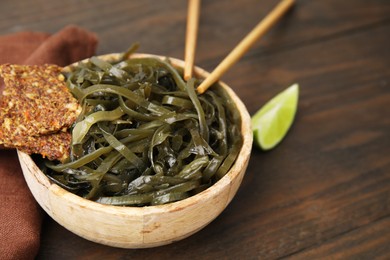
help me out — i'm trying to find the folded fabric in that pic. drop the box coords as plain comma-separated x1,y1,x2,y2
0,25,97,260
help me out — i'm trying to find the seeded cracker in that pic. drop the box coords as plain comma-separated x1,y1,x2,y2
0,64,81,161
0,64,81,138
13,131,72,162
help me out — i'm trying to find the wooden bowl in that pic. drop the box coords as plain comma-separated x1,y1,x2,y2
17,53,253,248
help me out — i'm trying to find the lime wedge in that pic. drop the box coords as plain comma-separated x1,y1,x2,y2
251,83,299,150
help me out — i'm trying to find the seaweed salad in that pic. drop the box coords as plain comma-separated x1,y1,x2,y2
44,47,243,206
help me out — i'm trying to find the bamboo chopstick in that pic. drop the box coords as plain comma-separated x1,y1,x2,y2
196,0,295,94
184,0,201,80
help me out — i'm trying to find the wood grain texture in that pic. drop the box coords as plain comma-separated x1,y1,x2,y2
0,0,389,259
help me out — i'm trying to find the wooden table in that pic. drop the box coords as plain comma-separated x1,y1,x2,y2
1,0,389,258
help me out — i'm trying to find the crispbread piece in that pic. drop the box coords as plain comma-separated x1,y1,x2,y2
5,131,72,162
0,64,80,142
0,64,80,161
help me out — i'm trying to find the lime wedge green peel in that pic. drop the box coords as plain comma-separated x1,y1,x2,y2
251,83,299,150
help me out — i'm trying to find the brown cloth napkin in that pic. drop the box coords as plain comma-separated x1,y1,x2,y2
0,25,97,260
